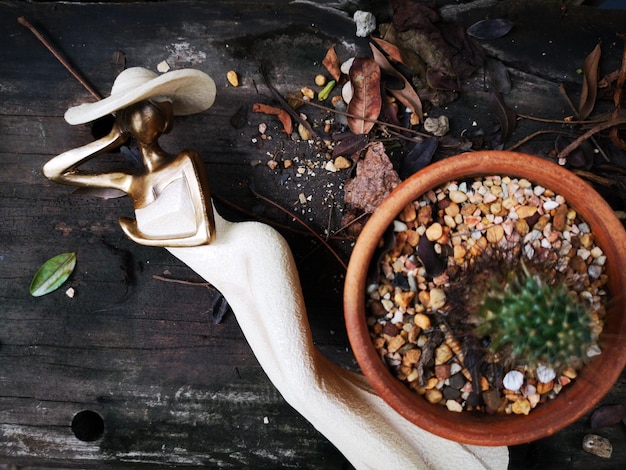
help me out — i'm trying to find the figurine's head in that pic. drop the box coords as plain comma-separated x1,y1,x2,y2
64,67,216,125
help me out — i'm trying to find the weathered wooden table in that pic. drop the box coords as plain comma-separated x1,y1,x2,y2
1,0,625,468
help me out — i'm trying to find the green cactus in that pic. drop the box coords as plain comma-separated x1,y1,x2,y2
475,263,594,371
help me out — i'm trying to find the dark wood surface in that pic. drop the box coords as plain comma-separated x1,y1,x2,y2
1,0,625,468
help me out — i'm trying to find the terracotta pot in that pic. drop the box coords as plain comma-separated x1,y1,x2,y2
344,150,626,446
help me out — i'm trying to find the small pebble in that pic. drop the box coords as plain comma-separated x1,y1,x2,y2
226,70,239,87
446,400,463,412
503,370,524,391
425,222,443,241
582,434,613,458
353,10,376,37
536,365,556,383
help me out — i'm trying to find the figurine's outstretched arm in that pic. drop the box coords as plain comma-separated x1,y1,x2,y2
42,124,132,191
168,209,509,470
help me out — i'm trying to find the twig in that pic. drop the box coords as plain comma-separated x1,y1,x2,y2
152,274,212,288
558,83,611,162
610,33,626,150
249,186,348,270
18,16,102,100
555,117,626,161
506,129,574,151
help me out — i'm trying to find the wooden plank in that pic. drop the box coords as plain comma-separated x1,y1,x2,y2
1,1,625,468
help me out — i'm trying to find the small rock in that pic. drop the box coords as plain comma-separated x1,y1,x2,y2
414,313,431,330
227,70,239,87
582,434,612,458
425,222,443,241
425,388,443,404
443,386,461,400
483,389,504,411
334,156,352,170
512,398,531,415
435,343,453,364
449,189,468,203
428,288,446,309
516,205,537,219
157,60,171,73
536,365,556,383
423,116,450,137
445,399,463,412
486,224,505,243
503,370,524,391
448,372,466,389
353,10,376,37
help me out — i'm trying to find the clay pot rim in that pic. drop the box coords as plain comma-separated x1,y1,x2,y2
344,150,626,446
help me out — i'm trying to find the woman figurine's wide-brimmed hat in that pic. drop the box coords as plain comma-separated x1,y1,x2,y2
64,67,216,125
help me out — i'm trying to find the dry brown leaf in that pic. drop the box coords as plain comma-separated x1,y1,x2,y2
579,43,601,120
252,103,293,134
347,57,382,135
370,43,423,122
343,142,401,214
371,37,405,64
322,46,341,82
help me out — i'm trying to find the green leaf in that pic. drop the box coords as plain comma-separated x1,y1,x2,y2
30,252,77,297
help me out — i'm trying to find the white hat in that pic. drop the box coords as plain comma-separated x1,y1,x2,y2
64,67,216,125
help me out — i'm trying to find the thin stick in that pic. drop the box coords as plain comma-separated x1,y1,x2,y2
250,187,347,270
152,274,211,288
18,16,102,100
555,116,626,161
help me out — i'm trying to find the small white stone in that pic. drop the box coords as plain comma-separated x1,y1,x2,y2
503,370,524,391
543,200,559,211
157,60,171,73
393,220,408,232
587,344,602,357
340,57,355,76
536,365,556,383
353,10,377,37
445,400,463,412
65,287,75,298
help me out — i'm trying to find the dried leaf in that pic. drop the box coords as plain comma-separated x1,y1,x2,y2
579,43,601,120
30,252,77,297
490,91,517,144
416,237,446,278
322,46,341,82
426,69,459,91
371,37,405,64
332,133,369,157
399,137,438,179
590,404,626,429
343,142,401,213
370,43,423,122
347,57,382,135
252,103,293,134
467,19,514,40
485,57,511,94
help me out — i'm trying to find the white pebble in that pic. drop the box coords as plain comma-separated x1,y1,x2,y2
542,200,559,211
445,400,463,412
353,10,376,37
587,345,602,357
533,185,546,196
393,220,408,232
536,365,556,383
503,370,524,391
588,264,602,279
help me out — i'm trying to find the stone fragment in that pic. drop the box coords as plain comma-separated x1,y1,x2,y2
512,398,531,415
414,313,431,330
582,434,613,458
445,399,463,412
428,288,446,309
387,334,406,353
503,370,524,391
334,156,352,170
400,202,417,223
536,365,556,383
425,222,443,241
227,70,239,87
516,205,537,219
394,290,415,308
449,189,468,203
425,388,443,404
435,343,453,364
353,10,376,37
486,224,504,243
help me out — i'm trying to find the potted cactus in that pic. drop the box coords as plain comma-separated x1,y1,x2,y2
344,150,626,445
